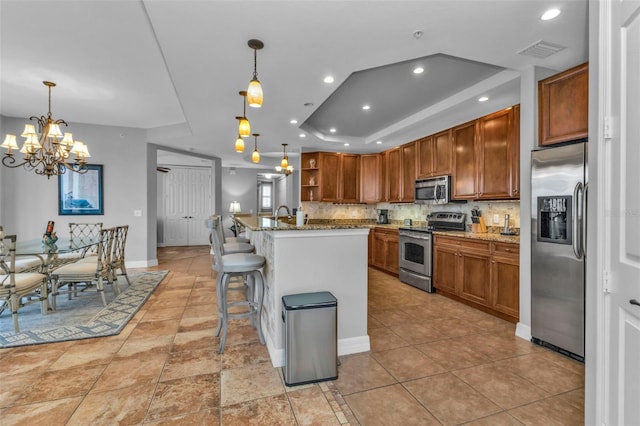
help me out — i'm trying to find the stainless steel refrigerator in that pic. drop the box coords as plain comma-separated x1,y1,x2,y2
531,142,587,360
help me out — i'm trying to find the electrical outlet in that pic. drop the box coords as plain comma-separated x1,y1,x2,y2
493,214,500,224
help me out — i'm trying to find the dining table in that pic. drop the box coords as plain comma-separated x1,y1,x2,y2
15,236,100,271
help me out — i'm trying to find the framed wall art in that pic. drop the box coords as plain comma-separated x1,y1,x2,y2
58,164,104,215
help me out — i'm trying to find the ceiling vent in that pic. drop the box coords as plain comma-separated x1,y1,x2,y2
517,40,566,58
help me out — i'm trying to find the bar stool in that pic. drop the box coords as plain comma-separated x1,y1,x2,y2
206,217,254,254
209,217,266,353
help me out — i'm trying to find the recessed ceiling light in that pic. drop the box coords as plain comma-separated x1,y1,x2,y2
478,96,489,102
329,128,336,133
376,140,382,144
541,8,561,21
290,119,298,124
344,143,349,146
323,76,334,84
413,67,424,74
362,105,371,110
299,133,306,138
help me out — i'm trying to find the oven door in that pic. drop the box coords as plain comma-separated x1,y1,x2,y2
398,231,431,277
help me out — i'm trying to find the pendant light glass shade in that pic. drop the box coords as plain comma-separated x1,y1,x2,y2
247,79,263,108
235,135,244,153
280,143,289,168
251,133,260,163
247,39,264,108
238,116,250,137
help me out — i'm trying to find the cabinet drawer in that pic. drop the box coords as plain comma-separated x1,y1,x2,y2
492,242,519,256
434,235,489,253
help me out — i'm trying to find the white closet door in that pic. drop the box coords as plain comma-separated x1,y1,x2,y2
163,166,212,246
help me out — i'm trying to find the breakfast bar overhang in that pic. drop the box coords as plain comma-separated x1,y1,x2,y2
238,216,371,368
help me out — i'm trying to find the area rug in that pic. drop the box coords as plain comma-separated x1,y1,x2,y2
0,270,168,348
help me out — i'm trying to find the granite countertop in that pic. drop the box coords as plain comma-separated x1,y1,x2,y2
236,216,520,244
236,216,370,232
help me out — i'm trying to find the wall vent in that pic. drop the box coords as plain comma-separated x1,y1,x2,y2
518,40,566,58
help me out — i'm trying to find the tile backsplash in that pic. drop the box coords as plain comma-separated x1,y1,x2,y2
300,200,520,230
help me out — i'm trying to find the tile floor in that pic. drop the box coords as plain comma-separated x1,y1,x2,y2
0,246,585,425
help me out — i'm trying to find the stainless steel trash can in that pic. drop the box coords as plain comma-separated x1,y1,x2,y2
282,291,337,386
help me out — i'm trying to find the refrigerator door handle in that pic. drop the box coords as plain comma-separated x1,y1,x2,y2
572,182,584,259
582,183,588,257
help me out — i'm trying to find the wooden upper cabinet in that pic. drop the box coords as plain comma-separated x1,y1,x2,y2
477,106,518,199
417,130,452,178
360,153,381,203
416,136,434,178
319,152,340,202
317,152,359,203
432,129,453,177
539,62,588,146
386,147,402,202
400,142,416,202
452,120,478,200
340,153,360,203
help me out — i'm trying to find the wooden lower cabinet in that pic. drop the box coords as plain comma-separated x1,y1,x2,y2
433,235,519,322
369,227,399,275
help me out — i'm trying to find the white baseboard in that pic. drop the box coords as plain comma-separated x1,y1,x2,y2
516,322,532,341
338,335,371,356
126,259,159,268
266,334,370,368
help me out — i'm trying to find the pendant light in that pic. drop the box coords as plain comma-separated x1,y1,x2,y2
247,39,264,108
234,134,244,153
251,133,260,163
280,143,289,168
236,91,250,137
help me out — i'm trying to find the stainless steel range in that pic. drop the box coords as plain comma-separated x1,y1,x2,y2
398,212,467,293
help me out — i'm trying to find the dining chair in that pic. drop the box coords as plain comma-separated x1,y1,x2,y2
50,227,117,309
110,225,130,285
0,232,49,332
53,222,104,268
209,216,266,353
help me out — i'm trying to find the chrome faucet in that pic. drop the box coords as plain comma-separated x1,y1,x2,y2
275,205,291,218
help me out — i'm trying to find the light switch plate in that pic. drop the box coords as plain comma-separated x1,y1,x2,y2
493,214,500,224
134,210,142,217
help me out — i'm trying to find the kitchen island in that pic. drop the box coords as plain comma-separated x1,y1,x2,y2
236,216,371,368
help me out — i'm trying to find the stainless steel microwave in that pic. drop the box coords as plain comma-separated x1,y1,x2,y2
414,176,450,204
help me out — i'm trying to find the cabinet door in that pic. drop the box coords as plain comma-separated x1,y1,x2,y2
341,154,360,202
512,105,520,198
477,108,515,199
386,148,402,202
432,129,453,177
360,154,381,203
491,254,520,319
458,248,491,306
386,237,399,274
452,121,478,199
433,243,458,294
539,62,588,146
319,152,340,202
368,228,374,266
416,136,434,178
401,142,417,202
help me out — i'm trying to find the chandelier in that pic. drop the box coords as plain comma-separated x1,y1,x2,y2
1,81,91,179
275,143,294,176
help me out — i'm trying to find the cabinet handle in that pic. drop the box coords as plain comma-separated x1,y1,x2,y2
505,248,511,252
631,299,640,307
